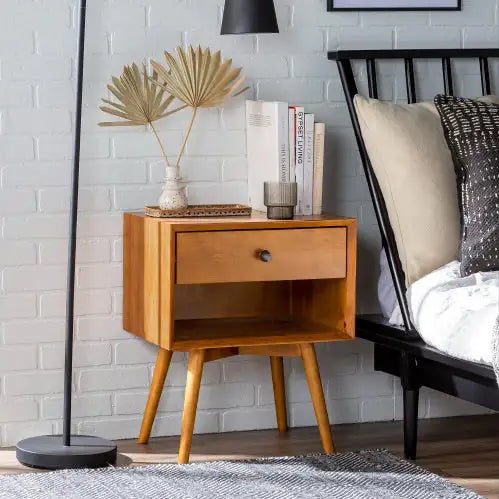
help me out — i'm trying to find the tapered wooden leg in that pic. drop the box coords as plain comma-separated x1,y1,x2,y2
270,356,288,432
138,348,173,444
178,349,205,464
300,343,334,454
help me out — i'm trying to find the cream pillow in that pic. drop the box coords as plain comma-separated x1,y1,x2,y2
354,95,460,286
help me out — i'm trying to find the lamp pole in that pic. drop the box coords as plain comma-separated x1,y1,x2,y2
62,0,87,449
16,0,117,470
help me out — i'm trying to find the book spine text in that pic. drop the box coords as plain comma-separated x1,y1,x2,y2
293,107,305,215
313,123,325,216
303,114,315,216
278,103,290,182
288,108,296,183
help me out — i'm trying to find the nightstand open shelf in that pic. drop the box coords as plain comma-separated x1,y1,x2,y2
171,277,354,349
173,317,351,350
123,212,357,463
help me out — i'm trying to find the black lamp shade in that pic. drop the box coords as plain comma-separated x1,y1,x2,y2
221,0,279,34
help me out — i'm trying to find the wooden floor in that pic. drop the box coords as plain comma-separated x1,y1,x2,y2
1,414,498,497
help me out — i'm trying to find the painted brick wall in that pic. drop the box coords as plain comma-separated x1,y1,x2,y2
0,0,497,447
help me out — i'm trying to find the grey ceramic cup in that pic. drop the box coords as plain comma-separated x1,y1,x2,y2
264,182,298,220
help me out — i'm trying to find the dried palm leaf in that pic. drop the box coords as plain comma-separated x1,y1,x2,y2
99,63,188,167
99,63,186,127
150,46,248,109
150,46,248,167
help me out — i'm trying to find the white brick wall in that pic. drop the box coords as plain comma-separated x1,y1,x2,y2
0,0,496,447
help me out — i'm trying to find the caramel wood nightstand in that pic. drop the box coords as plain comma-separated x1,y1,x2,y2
123,212,357,463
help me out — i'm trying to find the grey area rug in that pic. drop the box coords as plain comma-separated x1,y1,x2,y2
0,450,480,499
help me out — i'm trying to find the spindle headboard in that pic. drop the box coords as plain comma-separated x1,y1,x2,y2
327,48,499,335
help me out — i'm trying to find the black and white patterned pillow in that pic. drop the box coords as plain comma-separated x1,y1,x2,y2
434,95,499,276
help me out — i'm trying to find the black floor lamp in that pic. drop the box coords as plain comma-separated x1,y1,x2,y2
15,0,279,470
16,0,117,470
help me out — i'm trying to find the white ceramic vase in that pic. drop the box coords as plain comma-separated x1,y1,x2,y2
158,166,188,211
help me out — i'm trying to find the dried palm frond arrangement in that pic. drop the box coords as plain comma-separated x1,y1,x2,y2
99,46,247,209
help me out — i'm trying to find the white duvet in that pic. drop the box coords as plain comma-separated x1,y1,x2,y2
390,261,499,382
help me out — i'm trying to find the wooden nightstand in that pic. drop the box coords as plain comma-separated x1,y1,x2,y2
123,212,357,463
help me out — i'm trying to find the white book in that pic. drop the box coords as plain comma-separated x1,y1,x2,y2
246,100,289,212
303,114,315,216
288,108,296,183
291,106,305,215
313,123,325,216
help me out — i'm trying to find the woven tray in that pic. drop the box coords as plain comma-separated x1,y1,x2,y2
145,204,252,218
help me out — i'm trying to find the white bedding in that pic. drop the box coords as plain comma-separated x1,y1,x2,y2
390,261,499,376
378,248,397,319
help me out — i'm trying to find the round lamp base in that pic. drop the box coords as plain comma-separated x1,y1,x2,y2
16,435,117,470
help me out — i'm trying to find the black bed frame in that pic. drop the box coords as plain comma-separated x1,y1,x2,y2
327,48,499,459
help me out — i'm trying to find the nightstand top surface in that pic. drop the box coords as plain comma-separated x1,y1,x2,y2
125,211,356,229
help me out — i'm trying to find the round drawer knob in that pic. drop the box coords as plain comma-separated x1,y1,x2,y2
259,250,272,263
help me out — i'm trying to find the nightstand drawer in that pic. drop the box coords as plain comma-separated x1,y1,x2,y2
176,228,347,284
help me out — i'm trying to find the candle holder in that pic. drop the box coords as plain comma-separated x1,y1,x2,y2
264,182,298,220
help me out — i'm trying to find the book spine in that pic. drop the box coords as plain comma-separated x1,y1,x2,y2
278,103,290,182
313,123,325,216
246,100,266,211
288,108,296,182
303,114,315,216
246,100,289,212
293,107,305,215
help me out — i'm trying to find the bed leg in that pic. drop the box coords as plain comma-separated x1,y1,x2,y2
403,387,419,460
400,353,420,460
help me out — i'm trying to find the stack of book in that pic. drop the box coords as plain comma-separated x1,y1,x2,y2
246,100,326,216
